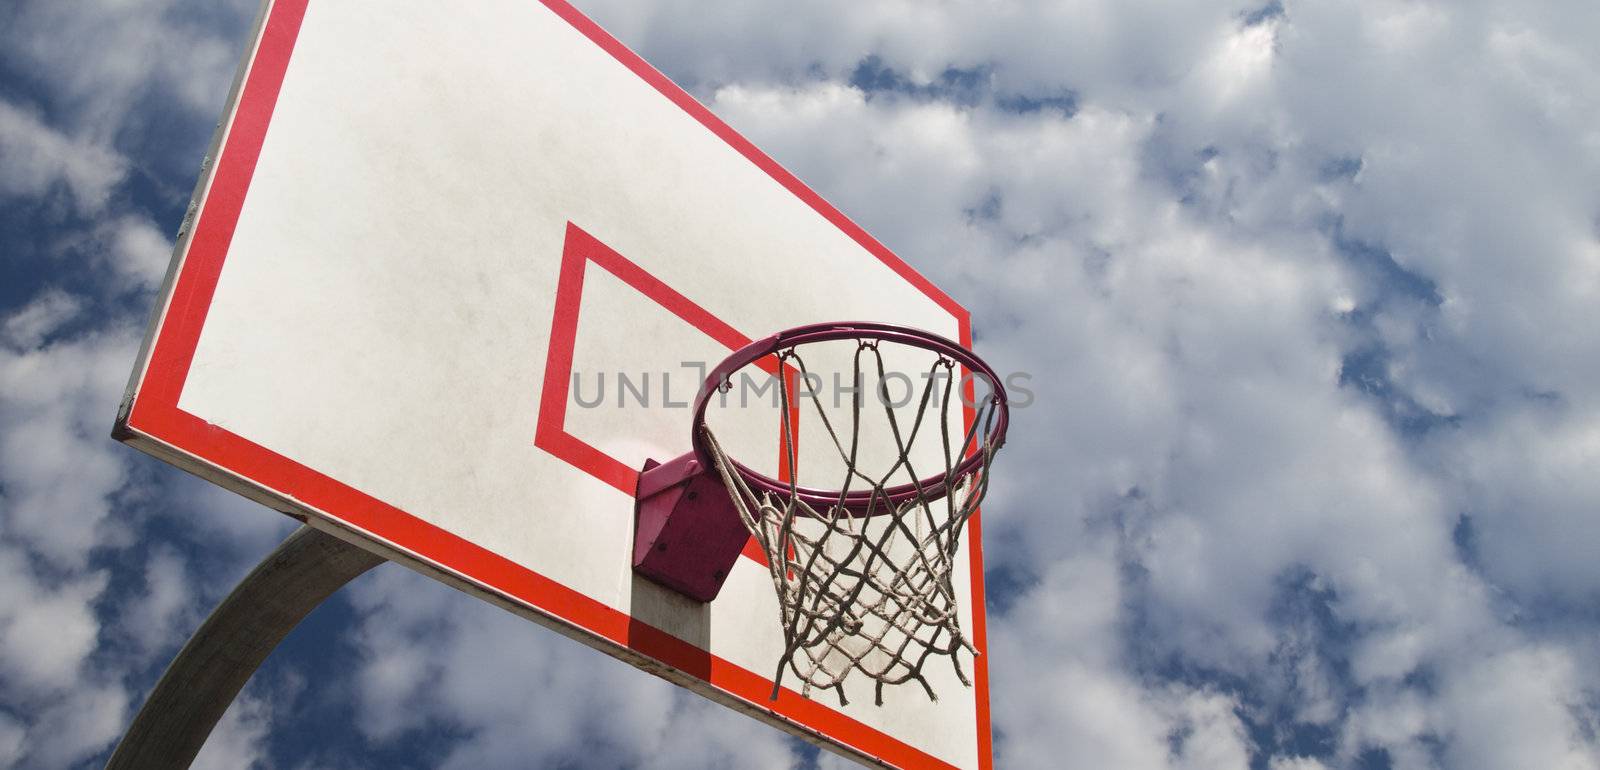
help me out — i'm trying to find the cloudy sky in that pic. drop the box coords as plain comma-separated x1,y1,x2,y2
3,0,1599,767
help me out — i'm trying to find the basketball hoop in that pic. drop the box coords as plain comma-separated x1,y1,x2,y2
633,322,1009,705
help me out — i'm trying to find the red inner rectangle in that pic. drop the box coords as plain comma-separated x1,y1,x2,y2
533,221,802,566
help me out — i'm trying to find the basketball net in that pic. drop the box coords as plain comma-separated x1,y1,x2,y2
703,342,1001,706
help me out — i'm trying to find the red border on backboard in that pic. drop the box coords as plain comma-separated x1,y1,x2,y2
121,1,989,767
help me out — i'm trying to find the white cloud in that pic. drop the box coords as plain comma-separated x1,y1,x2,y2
1268,757,1329,770
19,681,130,769
0,289,84,350
346,566,801,768
1,0,254,145
1165,688,1253,770
0,288,294,768
1430,402,1600,605
0,314,140,568
101,215,174,293
0,546,106,695
986,541,1256,769
0,99,126,213
1434,646,1600,770
191,691,271,770
117,547,197,659
0,316,138,767
0,712,23,768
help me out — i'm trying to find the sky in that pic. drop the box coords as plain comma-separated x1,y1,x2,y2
2,0,1598,768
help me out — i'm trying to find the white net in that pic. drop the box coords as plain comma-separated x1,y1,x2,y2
703,342,1002,706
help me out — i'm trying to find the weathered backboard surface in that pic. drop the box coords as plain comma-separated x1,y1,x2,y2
115,1,990,767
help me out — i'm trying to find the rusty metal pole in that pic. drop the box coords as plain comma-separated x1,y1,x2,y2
105,525,384,769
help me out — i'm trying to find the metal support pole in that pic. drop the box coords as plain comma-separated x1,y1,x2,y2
106,525,385,769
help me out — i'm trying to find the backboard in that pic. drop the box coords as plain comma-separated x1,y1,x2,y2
115,1,990,767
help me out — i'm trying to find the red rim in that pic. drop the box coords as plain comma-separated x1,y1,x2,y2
691,322,1008,513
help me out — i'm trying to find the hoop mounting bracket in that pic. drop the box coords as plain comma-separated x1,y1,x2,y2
632,453,749,602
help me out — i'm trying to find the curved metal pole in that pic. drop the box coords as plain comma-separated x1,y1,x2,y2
106,525,384,769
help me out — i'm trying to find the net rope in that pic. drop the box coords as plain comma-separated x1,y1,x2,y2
703,341,1002,706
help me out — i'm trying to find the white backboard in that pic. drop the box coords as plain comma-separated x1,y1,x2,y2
116,1,990,767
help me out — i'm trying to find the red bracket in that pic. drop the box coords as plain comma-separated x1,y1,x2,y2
632,454,750,602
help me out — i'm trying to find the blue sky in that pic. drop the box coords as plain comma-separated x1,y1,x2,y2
3,0,1599,768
